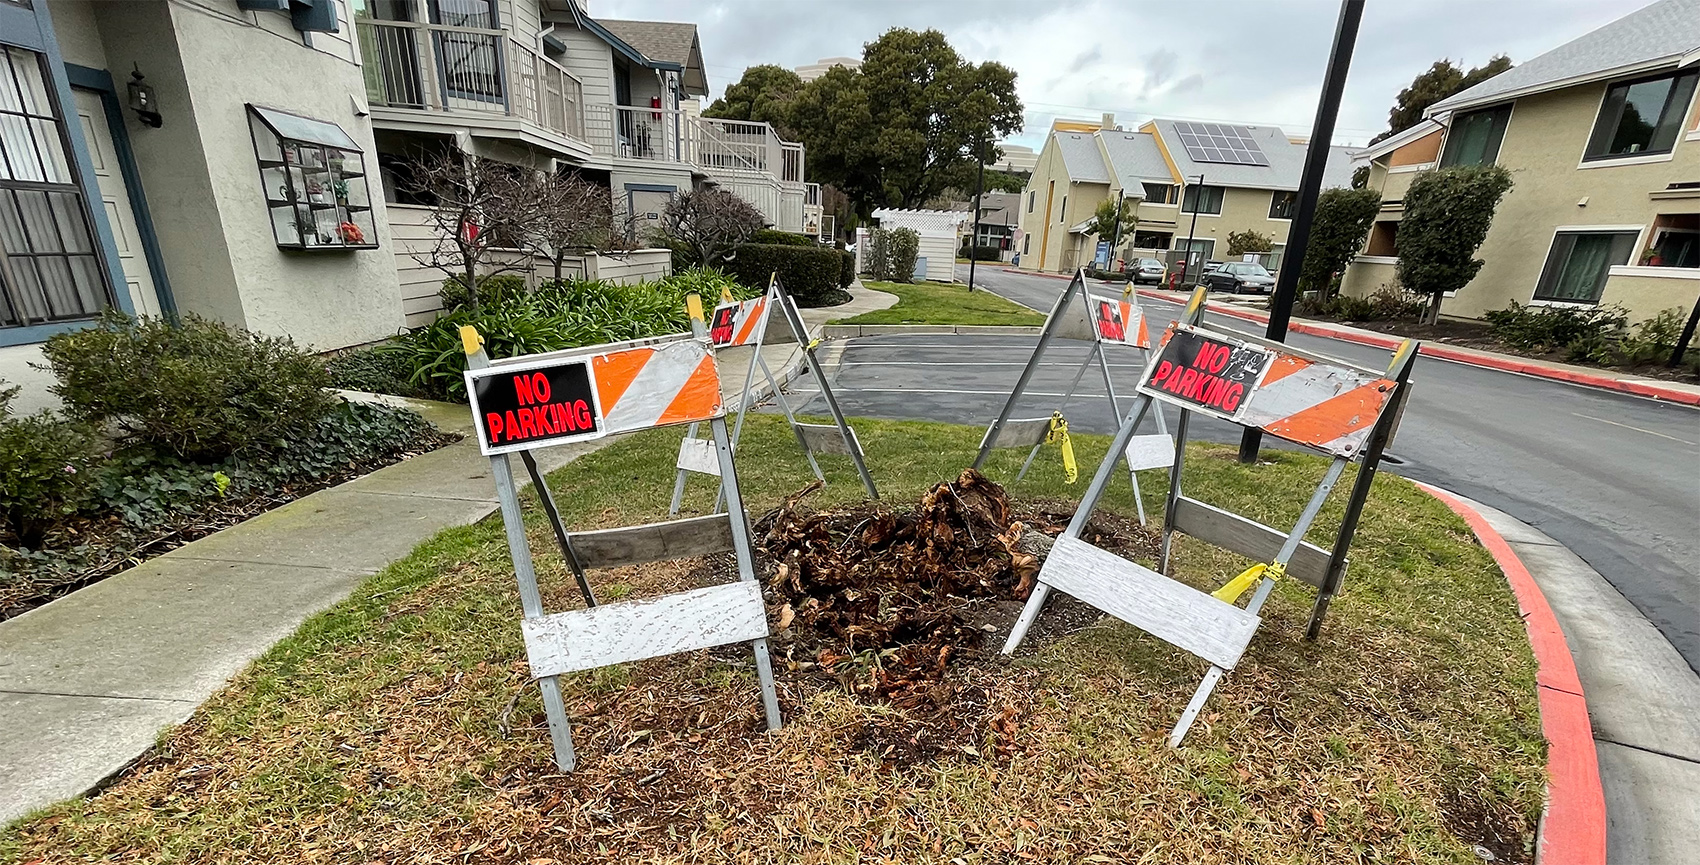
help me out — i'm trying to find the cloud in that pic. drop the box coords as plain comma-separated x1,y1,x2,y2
597,0,1659,148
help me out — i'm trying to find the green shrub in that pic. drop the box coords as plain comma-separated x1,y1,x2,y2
1618,308,1686,365
439,274,528,312
1300,287,1427,322
838,250,855,288
325,346,430,399
656,266,744,303
886,228,920,283
393,274,760,400
866,230,890,280
750,229,816,247
723,243,850,306
42,313,335,462
957,243,1001,261
1085,268,1129,282
0,383,95,548
1483,301,1628,353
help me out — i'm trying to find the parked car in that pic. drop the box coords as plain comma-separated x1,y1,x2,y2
1202,261,1277,294
1130,257,1166,285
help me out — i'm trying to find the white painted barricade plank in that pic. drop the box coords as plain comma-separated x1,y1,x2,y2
522,581,770,678
979,416,1053,451
1041,535,1261,670
1170,496,1339,589
1123,434,1176,471
797,422,860,457
675,437,721,477
569,514,737,571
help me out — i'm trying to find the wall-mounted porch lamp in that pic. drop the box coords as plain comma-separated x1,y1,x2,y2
128,66,162,128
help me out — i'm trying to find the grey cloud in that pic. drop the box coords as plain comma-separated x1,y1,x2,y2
1066,47,1102,75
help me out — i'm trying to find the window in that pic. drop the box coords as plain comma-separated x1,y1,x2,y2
1180,184,1223,214
1584,71,1699,161
1440,105,1512,167
1058,195,1066,222
1022,235,1030,254
1132,230,1171,250
1533,230,1639,303
1365,220,1399,257
1644,213,1699,267
1177,238,1214,264
1142,182,1174,205
1267,242,1284,273
248,105,379,250
1027,191,1034,213
0,47,114,329
1269,191,1296,220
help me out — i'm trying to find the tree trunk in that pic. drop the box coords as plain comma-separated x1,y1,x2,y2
552,251,565,284
1426,292,1444,325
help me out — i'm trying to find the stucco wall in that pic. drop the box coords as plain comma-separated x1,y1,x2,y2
1599,268,1700,323
1174,186,1293,260
1445,82,1699,319
163,3,404,349
0,345,59,414
1340,257,1399,299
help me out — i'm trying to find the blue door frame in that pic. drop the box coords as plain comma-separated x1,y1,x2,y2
0,1,135,346
65,64,177,321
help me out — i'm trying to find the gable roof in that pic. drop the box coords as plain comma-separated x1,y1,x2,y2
1429,0,1700,115
596,19,708,96
1098,130,1175,188
1353,118,1445,165
1145,118,1355,191
1053,131,1110,183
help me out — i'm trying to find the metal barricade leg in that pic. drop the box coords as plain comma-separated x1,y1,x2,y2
519,450,597,608
710,414,782,731
1014,348,1096,483
758,352,825,484
1159,409,1192,575
668,421,700,517
975,273,1085,471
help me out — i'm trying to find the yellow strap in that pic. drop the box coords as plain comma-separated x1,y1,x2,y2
1045,412,1078,484
1211,561,1285,605
1122,283,1134,301
458,325,482,357
807,338,821,351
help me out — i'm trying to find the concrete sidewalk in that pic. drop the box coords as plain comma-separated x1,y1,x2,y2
1451,494,1700,863
0,285,892,826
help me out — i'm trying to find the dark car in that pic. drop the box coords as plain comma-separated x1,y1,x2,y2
1202,261,1277,294
1130,257,1166,285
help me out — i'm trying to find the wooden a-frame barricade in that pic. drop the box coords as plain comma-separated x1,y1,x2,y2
973,269,1172,523
669,276,879,517
1001,285,1418,746
460,308,782,771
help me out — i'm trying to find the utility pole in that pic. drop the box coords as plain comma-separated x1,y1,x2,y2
1183,173,1204,286
968,137,987,292
1239,0,1365,464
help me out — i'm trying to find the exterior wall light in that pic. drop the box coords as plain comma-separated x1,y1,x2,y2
128,67,162,128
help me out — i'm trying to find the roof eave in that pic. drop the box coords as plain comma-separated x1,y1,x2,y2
1426,54,1694,117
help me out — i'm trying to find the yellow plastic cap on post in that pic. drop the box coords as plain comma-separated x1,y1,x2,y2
720,284,735,303
686,293,704,322
459,325,482,356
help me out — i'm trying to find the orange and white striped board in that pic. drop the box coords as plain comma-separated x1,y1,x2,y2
1139,323,1398,459
708,295,770,348
466,337,722,456
1088,295,1151,349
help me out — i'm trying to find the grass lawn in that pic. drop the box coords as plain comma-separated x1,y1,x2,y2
0,415,1545,864
841,280,1047,327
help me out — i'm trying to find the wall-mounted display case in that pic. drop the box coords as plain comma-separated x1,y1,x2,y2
247,104,378,250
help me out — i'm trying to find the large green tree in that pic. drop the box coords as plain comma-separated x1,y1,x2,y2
703,64,804,139
785,28,1023,217
1370,56,1513,145
1299,188,1381,297
1397,164,1514,323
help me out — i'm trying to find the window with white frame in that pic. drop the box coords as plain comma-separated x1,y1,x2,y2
1532,230,1639,303
0,46,113,329
1439,104,1512,167
1268,190,1296,219
1584,70,1698,161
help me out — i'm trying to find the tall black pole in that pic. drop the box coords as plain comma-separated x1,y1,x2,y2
968,138,986,292
1239,0,1365,464
1106,189,1125,275
1183,174,1204,285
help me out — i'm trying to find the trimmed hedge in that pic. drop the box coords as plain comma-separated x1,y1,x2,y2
957,243,1001,261
750,229,817,247
724,243,850,307
838,250,855,288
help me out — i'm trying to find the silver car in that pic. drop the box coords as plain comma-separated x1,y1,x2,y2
1131,257,1167,285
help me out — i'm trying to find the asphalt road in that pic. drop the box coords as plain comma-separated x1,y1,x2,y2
786,265,1700,672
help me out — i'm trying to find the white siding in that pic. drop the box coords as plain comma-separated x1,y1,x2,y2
917,234,956,282
387,205,451,327
557,27,614,106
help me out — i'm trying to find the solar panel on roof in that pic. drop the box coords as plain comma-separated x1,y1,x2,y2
1172,121,1270,166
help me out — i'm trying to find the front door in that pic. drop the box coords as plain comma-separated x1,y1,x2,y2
71,88,160,318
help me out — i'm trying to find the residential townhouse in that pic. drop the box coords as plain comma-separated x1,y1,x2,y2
0,0,811,410
1342,0,1699,323
1015,114,1352,278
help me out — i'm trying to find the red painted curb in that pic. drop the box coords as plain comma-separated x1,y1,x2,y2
1126,288,1700,407
1416,482,1606,865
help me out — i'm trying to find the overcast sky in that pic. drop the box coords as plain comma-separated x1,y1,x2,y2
595,0,1657,150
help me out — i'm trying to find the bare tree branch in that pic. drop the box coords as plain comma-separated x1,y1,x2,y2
398,150,541,311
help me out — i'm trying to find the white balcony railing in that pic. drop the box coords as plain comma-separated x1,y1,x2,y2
357,19,585,145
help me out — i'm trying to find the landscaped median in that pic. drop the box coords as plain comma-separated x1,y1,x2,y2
836,280,1047,328
0,415,1547,863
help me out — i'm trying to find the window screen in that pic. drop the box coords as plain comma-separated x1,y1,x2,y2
1181,184,1223,214
1584,71,1698,160
0,47,112,328
1440,105,1512,167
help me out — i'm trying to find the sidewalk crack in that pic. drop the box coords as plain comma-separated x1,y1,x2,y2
1595,736,1700,766
0,688,193,704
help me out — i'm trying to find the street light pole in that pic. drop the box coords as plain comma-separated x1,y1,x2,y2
968,138,987,292
1183,173,1204,285
1239,0,1365,464
1106,189,1125,274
